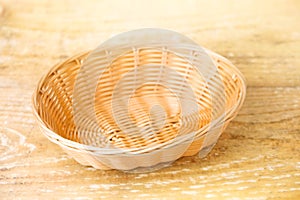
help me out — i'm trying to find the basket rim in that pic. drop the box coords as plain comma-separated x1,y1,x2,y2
32,49,246,155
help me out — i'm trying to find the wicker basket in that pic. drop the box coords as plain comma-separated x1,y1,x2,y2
32,29,246,172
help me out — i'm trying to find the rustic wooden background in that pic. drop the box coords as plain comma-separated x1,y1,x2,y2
0,0,299,199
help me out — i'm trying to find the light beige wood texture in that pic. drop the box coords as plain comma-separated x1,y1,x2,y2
0,0,299,199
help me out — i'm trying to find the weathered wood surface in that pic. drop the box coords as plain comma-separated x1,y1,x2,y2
0,0,299,199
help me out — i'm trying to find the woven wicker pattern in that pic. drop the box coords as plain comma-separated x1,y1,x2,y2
32,29,246,171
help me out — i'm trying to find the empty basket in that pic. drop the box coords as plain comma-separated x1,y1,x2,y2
32,29,246,172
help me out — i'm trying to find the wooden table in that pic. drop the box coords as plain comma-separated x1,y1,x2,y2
0,0,299,199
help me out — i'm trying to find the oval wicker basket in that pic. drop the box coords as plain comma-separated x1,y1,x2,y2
32,29,246,172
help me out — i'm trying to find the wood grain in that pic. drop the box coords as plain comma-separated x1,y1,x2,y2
0,0,299,199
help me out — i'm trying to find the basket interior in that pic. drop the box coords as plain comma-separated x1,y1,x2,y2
34,49,244,152
90,48,212,150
